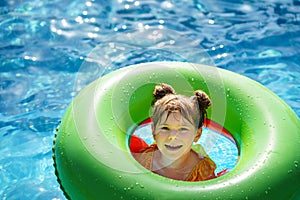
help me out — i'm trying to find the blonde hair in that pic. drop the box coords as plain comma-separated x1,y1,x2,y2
152,83,211,129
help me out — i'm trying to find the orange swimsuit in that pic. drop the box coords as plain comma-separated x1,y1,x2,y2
134,144,216,181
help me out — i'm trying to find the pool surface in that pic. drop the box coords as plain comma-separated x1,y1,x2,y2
0,0,299,199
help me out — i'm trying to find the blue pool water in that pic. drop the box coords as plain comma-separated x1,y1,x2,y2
0,0,299,199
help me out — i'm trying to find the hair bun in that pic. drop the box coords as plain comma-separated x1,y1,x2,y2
153,83,175,101
194,90,211,110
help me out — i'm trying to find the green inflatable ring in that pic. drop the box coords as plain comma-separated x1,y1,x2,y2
53,62,300,200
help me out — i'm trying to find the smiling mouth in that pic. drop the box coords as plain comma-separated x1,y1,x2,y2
165,144,183,151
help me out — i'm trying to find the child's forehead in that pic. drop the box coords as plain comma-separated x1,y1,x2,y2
159,111,192,125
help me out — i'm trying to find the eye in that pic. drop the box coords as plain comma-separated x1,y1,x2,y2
179,127,189,132
161,126,170,130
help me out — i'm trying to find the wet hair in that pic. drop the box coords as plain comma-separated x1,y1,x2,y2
152,83,211,129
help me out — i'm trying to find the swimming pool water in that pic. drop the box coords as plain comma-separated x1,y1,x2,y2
0,0,299,199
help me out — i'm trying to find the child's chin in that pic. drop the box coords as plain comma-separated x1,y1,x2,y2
163,152,183,160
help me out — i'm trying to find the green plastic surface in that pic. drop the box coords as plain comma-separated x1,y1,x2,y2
53,62,300,200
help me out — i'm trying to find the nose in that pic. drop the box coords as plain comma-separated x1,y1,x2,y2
168,129,178,140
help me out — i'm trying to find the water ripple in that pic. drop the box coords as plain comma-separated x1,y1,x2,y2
0,0,299,199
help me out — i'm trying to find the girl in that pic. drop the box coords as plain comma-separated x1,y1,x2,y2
134,83,216,181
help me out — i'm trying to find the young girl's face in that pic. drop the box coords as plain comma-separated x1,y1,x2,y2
153,112,200,161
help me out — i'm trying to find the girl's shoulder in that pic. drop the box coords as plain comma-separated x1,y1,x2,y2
186,156,217,181
132,144,157,170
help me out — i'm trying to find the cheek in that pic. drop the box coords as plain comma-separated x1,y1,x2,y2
153,131,167,141
181,133,197,143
